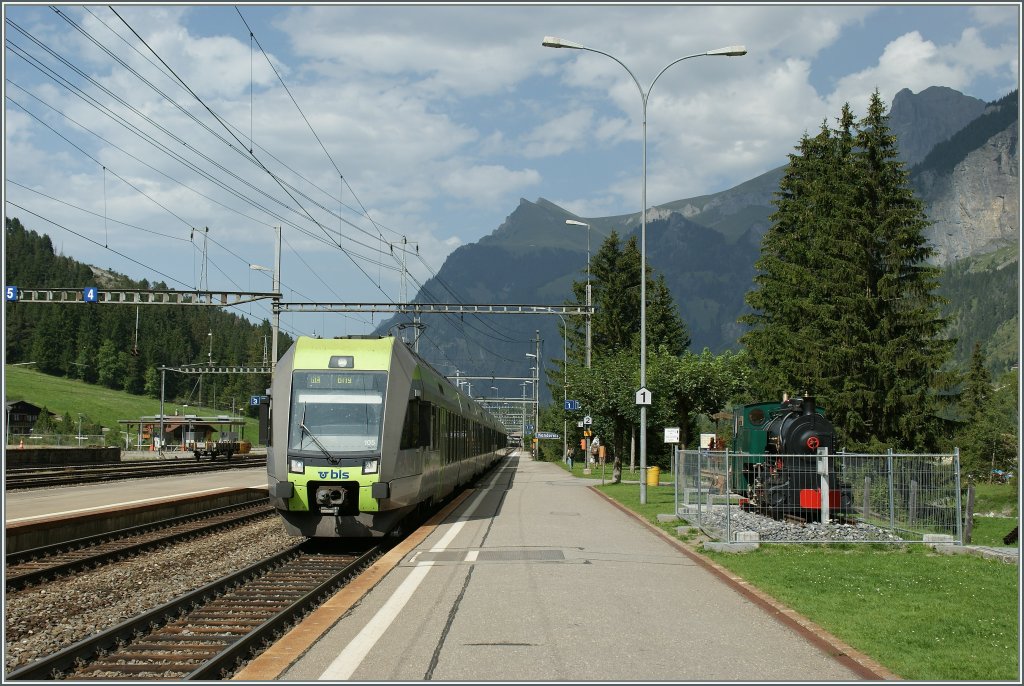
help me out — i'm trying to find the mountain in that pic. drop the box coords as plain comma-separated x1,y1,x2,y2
888,86,989,167
386,87,1020,395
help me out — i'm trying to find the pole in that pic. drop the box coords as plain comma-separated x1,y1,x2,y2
534,330,540,458
586,224,592,369
159,367,165,454
272,225,281,372
542,39,747,503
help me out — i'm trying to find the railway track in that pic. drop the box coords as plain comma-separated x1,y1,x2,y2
6,541,381,681
4,455,266,489
5,500,275,591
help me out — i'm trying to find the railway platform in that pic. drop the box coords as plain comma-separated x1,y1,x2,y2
236,449,892,682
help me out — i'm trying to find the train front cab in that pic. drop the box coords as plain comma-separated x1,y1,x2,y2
265,337,416,538
728,402,777,493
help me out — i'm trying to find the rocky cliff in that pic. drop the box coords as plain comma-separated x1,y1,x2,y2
916,121,1019,263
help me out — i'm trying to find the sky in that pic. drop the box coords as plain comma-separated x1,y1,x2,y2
2,2,1020,354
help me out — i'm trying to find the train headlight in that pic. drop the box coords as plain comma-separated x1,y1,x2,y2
289,458,304,474
362,458,379,474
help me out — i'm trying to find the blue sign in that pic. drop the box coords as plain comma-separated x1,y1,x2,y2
564,399,580,411
83,286,99,302
536,432,560,440
5,286,18,302
525,424,534,432
250,395,264,406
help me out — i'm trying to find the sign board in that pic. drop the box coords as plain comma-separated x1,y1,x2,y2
564,399,580,411
577,421,584,428
583,415,592,425
584,430,592,437
536,431,560,440
5,286,18,302
83,286,99,303
664,427,680,444
635,387,652,405
525,424,534,432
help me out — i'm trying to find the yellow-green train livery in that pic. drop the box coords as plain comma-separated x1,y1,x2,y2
264,336,508,537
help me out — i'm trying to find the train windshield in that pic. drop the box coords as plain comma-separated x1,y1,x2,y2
288,371,387,454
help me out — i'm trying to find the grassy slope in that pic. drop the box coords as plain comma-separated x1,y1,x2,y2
3,366,259,444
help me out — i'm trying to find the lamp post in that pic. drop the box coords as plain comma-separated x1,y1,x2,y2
565,219,592,369
77,413,83,446
543,36,746,504
249,223,281,371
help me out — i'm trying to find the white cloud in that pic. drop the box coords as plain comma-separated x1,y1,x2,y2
519,109,593,159
439,164,541,205
4,3,1019,338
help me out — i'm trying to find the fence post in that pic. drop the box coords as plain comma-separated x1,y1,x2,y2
964,479,975,545
908,479,918,528
954,447,963,545
697,448,703,524
725,448,732,543
673,445,679,516
887,449,895,533
862,476,871,521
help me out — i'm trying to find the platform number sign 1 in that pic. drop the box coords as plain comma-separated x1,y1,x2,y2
5,286,18,302
635,387,652,406
83,286,99,303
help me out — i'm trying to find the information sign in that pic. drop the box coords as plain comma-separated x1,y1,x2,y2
635,387,652,405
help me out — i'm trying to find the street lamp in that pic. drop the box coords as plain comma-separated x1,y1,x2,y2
543,36,746,504
249,224,281,371
77,413,84,446
565,219,592,369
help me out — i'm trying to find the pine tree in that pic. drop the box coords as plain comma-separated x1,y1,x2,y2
855,90,953,449
741,93,953,450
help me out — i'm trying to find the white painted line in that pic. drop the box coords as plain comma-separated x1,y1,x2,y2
6,483,268,524
465,549,479,562
318,473,498,681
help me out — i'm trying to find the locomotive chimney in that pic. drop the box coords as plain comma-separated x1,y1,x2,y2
802,393,816,416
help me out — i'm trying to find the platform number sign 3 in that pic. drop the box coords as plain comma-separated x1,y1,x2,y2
635,387,652,406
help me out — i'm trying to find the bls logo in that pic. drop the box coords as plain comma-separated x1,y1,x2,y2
317,469,350,480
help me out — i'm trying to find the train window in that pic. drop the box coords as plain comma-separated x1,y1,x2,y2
400,399,419,450
288,371,387,454
418,401,432,448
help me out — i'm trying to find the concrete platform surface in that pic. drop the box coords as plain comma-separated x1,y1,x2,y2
272,452,882,682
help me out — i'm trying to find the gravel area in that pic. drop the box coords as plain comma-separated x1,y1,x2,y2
685,506,907,543
4,517,298,673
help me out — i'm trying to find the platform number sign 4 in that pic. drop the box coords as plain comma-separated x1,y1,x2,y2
635,387,652,406
83,286,99,303
5,286,18,302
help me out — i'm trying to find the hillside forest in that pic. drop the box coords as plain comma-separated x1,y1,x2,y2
4,216,286,422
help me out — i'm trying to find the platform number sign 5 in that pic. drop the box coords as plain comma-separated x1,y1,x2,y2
5,286,18,302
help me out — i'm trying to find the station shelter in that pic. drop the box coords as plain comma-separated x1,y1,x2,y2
118,415,248,451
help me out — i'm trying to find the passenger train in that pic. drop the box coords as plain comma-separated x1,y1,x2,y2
263,335,509,538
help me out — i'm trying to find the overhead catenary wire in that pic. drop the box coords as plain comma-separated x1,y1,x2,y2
9,8,536,360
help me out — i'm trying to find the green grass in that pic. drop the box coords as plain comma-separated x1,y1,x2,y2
967,482,1018,547
594,480,1020,681
970,516,1018,547
4,365,259,445
972,481,1019,516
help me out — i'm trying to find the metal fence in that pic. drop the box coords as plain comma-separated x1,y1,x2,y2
672,448,963,544
6,434,112,447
